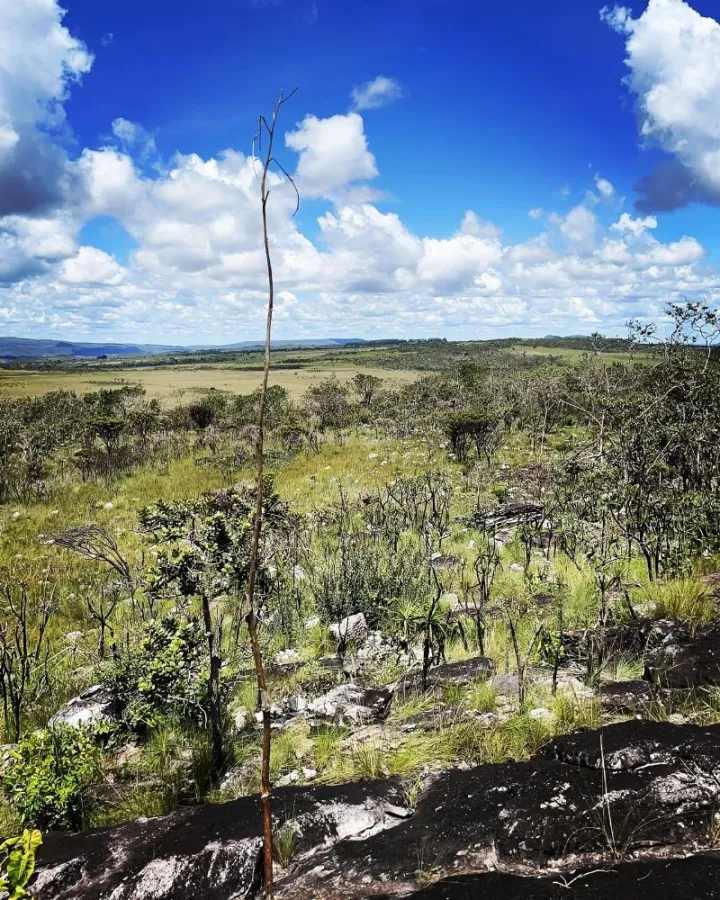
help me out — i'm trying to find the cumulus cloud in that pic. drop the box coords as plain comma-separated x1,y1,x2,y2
558,205,598,252
1,0,720,340
285,113,378,200
350,76,405,111
611,212,658,235
0,0,92,217
60,247,125,285
604,0,720,210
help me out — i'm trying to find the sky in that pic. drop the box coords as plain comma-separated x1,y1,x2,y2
2,0,720,343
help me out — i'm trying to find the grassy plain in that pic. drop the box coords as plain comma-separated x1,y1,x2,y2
0,364,417,401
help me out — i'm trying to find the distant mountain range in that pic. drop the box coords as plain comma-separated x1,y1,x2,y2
0,336,364,359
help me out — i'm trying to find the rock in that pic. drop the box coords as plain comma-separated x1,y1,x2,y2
34,780,411,900
329,613,368,645
49,685,117,730
232,707,250,731
369,854,720,899
599,679,653,713
481,501,543,529
0,743,17,775
277,770,299,787
308,684,393,724
429,554,462,570
560,620,655,666
280,720,720,897
64,632,83,644
304,616,320,630
528,707,553,722
286,695,308,714
396,657,494,695
292,565,306,581
273,648,301,666
645,620,720,688
490,673,520,696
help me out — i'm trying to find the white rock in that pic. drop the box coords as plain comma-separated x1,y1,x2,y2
292,565,306,581
233,707,250,730
304,616,321,630
329,612,368,645
104,502,114,510
529,707,553,722
368,453,379,460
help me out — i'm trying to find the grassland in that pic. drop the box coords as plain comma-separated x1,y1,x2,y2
0,364,417,401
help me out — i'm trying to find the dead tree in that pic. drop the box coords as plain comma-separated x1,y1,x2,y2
87,581,121,659
47,524,133,588
246,87,299,895
0,579,54,740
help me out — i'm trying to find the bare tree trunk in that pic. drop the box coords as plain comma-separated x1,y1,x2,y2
245,88,298,897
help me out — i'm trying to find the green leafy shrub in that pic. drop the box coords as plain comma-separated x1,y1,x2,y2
110,613,206,732
3,727,100,830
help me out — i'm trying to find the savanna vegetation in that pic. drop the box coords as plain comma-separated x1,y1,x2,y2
0,301,719,868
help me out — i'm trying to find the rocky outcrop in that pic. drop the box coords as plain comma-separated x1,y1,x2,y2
33,721,720,900
645,621,720,688
34,780,410,900
307,684,394,724
279,720,720,897
371,854,720,899
481,501,544,529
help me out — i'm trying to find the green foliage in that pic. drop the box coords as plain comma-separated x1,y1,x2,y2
0,829,42,900
110,614,206,731
3,727,100,831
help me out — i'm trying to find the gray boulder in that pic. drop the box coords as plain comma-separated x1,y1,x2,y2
329,612,368,645
308,684,393,724
49,685,117,730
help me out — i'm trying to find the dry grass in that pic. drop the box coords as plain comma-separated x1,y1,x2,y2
0,365,417,402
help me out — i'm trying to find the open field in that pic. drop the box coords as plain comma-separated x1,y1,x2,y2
0,363,418,401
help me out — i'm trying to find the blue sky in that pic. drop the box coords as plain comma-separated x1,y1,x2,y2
1,0,720,342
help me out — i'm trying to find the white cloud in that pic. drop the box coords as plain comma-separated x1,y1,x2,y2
60,247,125,285
110,118,157,163
0,0,92,217
604,0,720,210
528,207,544,220
350,76,405,111
285,113,378,199
1,1,720,341
559,205,598,251
594,175,615,199
611,212,658,235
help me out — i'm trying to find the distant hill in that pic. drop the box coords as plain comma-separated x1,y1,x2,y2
0,336,365,360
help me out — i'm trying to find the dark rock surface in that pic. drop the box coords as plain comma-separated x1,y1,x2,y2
598,680,654,713
34,721,720,900
481,501,544,529
396,656,494,694
645,621,720,688
279,720,720,897
34,780,410,900
371,854,720,899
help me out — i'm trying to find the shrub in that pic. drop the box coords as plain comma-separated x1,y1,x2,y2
3,727,100,830
110,614,206,732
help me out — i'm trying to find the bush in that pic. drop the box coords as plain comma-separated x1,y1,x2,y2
110,614,206,732
3,727,100,831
